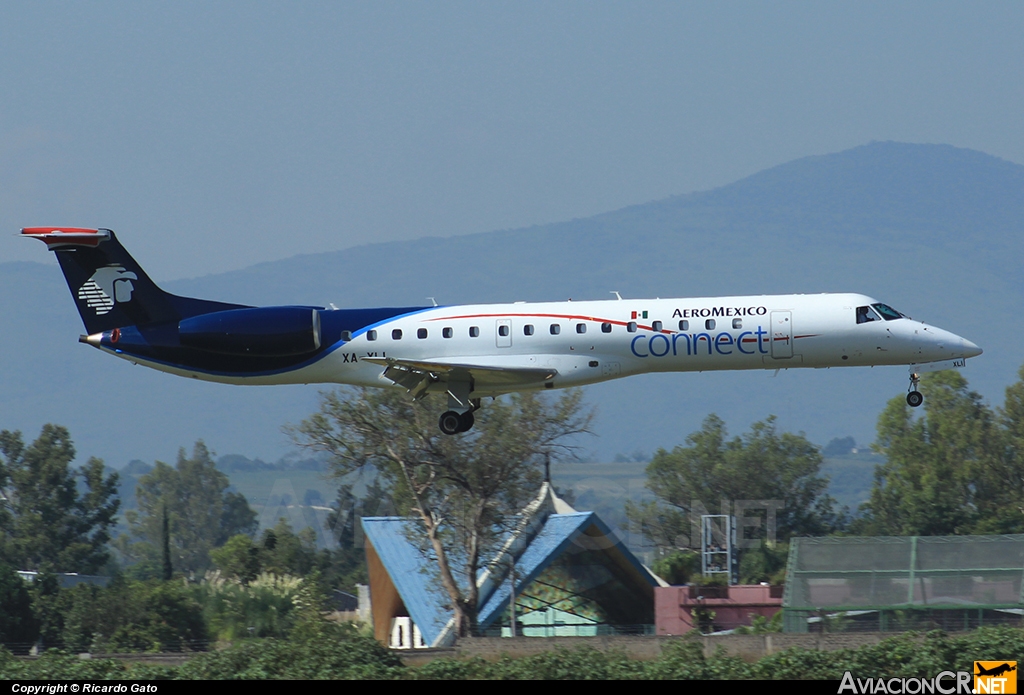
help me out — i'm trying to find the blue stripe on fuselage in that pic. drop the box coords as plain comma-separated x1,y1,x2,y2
106,305,434,378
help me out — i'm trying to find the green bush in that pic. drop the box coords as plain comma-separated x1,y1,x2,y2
644,640,753,680
179,622,401,679
192,571,302,641
0,650,164,679
59,578,207,653
486,647,647,680
5,620,1024,680
407,655,491,680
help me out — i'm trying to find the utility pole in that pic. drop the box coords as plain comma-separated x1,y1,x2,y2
161,502,173,581
509,559,517,637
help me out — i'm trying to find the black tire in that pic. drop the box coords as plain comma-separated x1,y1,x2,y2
907,391,924,408
458,411,475,433
439,411,462,435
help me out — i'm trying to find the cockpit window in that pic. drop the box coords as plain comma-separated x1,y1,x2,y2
872,303,904,321
856,306,881,324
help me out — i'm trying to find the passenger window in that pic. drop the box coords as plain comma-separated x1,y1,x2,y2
469,326,480,337
652,321,663,332
627,322,637,333
340,330,352,342
367,330,377,341
524,324,534,336
678,320,689,331
576,323,586,334
443,327,453,339
732,319,742,329
705,319,716,330
856,306,881,324
499,324,510,337
601,322,612,333
417,328,427,339
550,324,561,335
392,329,403,340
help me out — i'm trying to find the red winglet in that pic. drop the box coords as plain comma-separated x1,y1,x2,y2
21,227,110,248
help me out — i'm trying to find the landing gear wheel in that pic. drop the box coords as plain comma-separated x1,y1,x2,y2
906,372,923,408
458,410,475,433
439,411,463,435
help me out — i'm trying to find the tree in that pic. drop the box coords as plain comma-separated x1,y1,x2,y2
125,441,257,575
858,370,1003,536
737,541,789,584
291,387,592,637
857,368,1024,536
986,364,1024,533
256,518,318,577
210,534,261,582
650,550,700,585
0,425,119,573
626,414,843,552
160,503,173,581
313,480,387,592
0,562,36,649
210,484,383,592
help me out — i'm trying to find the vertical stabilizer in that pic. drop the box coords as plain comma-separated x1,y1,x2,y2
24,227,182,334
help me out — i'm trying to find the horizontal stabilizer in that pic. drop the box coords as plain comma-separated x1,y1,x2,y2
21,227,111,248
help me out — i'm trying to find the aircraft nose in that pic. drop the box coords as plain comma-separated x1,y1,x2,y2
961,338,983,358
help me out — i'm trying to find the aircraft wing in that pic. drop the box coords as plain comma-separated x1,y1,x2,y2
363,356,556,398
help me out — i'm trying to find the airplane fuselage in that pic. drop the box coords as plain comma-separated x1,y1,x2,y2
22,227,982,434
93,292,979,396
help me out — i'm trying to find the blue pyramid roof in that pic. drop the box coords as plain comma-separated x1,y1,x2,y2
361,517,451,646
362,487,661,646
476,511,658,627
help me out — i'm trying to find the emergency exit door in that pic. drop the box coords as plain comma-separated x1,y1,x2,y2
496,319,512,348
770,311,793,358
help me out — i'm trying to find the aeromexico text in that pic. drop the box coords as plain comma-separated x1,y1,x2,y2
634,306,772,359
671,306,768,319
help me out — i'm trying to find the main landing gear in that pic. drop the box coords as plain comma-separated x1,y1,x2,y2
439,409,475,435
438,380,481,435
907,372,924,408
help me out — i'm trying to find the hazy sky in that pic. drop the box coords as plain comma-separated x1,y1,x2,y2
2,2,1022,280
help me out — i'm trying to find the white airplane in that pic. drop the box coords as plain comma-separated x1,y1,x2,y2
24,227,982,434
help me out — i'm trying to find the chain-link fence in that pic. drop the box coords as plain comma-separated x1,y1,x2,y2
783,535,1024,633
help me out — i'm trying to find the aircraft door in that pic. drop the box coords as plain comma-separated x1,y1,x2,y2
496,319,512,348
770,311,793,358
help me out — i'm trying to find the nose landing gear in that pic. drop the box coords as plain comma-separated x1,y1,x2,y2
907,373,923,408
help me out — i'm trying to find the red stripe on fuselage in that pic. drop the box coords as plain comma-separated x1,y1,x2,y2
426,312,820,340
426,312,673,333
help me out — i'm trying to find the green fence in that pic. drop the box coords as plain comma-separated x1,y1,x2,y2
783,535,1024,633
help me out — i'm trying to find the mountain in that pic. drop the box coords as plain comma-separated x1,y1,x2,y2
2,142,1021,475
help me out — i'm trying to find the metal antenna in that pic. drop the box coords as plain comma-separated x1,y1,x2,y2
610,291,623,300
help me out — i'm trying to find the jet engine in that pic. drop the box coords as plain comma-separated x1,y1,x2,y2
178,306,322,356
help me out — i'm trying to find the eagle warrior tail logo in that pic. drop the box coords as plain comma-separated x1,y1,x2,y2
77,265,138,316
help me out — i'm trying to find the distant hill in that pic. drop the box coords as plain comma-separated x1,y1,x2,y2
3,142,1021,476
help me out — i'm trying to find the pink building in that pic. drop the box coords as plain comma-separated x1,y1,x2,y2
655,584,783,635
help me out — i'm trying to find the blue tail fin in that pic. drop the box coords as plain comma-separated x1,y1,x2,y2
22,227,245,334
